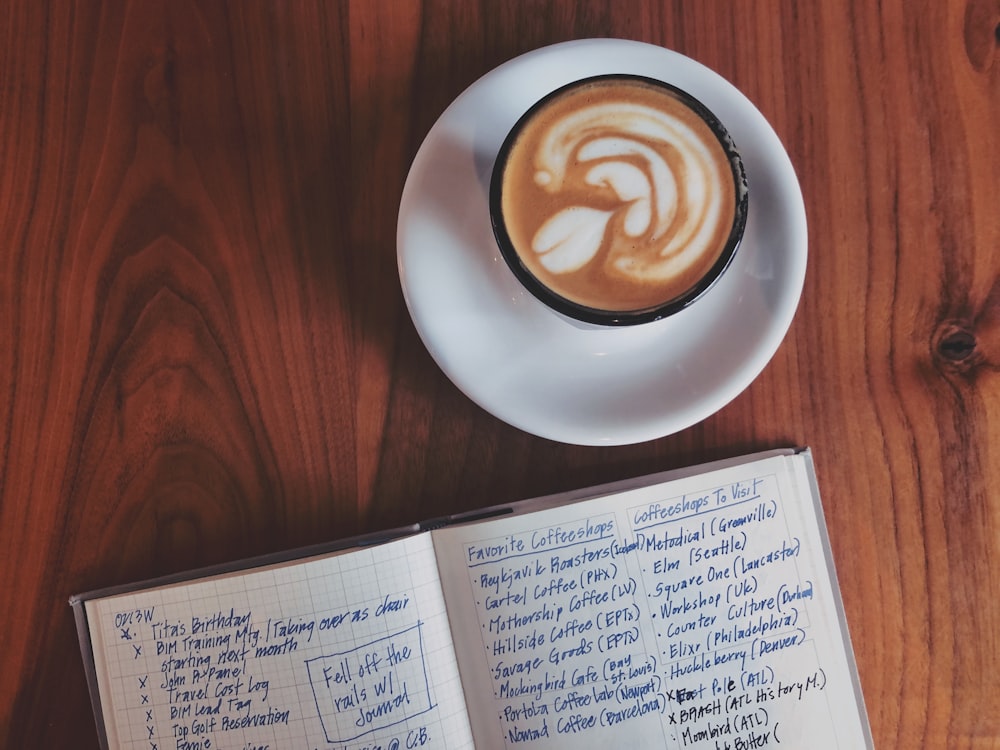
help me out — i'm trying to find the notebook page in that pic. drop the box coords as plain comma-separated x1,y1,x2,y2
85,533,473,750
432,453,871,749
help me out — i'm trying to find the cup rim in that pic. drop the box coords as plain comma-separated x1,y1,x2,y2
489,73,749,327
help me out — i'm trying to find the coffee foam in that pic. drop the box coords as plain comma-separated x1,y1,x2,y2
499,78,739,313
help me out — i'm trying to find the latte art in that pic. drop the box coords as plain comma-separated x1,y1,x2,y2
532,102,726,279
494,76,746,319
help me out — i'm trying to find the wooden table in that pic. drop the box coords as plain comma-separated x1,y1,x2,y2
2,1,998,747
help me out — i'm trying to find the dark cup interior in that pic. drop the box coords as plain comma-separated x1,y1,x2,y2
489,74,749,326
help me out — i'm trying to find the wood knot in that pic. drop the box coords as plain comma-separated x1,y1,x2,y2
963,0,1000,71
932,320,981,372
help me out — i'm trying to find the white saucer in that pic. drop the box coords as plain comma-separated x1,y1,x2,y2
397,39,807,446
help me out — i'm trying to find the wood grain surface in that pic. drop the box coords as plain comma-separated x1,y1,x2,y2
2,1,998,747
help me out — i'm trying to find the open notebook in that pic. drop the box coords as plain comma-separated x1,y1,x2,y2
71,448,873,749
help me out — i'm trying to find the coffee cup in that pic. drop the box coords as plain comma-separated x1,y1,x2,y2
489,74,748,326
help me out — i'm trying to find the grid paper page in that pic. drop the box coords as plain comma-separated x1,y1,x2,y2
432,453,871,749
86,533,474,750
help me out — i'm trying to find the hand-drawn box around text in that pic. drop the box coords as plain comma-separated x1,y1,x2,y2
305,622,435,743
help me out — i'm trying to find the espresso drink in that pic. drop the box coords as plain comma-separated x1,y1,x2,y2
493,75,745,320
